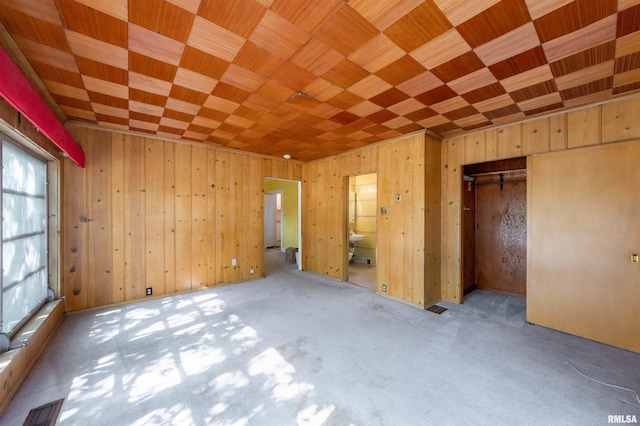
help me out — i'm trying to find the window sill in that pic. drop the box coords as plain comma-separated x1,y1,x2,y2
0,299,64,415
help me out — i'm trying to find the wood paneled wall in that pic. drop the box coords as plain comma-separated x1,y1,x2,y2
441,95,640,303
302,132,442,308
63,126,302,312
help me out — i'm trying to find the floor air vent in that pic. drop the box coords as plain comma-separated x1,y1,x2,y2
426,305,447,314
24,399,64,426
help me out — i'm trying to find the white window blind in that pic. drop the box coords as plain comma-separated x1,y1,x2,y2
1,139,48,335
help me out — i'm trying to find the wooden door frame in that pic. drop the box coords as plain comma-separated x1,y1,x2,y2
341,175,350,281
461,174,476,297
343,172,378,283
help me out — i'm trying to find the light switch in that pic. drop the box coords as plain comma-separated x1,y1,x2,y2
632,254,639,264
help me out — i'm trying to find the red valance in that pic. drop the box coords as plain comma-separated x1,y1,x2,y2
0,45,85,167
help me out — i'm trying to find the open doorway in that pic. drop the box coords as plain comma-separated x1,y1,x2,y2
264,178,302,272
347,173,377,291
264,190,282,249
462,158,527,298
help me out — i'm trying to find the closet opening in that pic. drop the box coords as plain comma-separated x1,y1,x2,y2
462,157,527,299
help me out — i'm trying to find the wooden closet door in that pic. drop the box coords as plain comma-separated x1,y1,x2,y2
528,141,640,353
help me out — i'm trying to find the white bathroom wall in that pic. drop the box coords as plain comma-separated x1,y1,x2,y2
349,177,356,226
354,173,377,265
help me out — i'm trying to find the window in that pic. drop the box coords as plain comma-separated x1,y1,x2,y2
1,136,48,335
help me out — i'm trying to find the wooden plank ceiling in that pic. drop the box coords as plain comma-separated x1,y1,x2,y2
1,0,639,161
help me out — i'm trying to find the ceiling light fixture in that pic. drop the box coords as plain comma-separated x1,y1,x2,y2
285,91,313,102
283,154,291,160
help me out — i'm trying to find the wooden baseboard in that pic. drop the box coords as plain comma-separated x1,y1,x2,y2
463,284,477,295
476,285,526,298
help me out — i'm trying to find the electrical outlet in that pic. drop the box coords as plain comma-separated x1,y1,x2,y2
381,284,387,293
250,269,254,275
146,287,152,296
395,194,401,203
232,258,237,266
632,254,639,264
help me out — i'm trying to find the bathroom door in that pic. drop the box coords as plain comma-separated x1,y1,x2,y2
264,194,277,248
